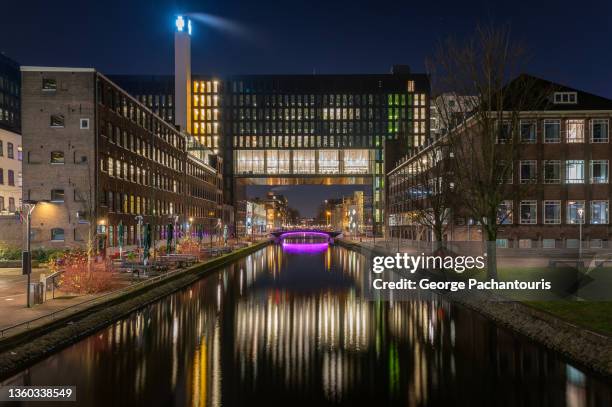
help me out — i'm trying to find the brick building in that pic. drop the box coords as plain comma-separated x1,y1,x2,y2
387,75,612,249
21,67,222,249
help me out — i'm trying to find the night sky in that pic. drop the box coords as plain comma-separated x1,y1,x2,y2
2,0,611,216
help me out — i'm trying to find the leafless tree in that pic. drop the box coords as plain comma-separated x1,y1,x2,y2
427,24,550,279
409,139,456,249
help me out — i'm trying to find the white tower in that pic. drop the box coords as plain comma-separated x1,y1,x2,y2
174,15,192,133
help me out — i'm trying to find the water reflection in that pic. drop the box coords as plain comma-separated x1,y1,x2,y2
3,244,611,407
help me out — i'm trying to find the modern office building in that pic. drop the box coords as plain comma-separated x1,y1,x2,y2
0,53,22,223
388,75,612,249
108,17,430,235
21,67,222,249
0,53,20,134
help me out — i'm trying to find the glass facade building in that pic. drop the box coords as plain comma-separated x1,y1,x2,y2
0,54,20,133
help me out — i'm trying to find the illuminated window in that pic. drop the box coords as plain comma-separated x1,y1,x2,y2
293,150,315,173
566,120,584,143
318,150,339,174
344,150,370,174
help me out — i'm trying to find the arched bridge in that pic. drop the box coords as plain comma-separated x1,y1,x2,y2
270,229,342,242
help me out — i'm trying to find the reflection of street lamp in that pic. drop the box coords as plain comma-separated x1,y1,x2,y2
577,206,584,260
22,199,49,308
325,210,331,227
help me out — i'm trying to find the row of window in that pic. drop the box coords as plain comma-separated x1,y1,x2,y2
229,119,426,136
498,119,609,144
497,200,609,225
517,160,608,184
223,91,426,108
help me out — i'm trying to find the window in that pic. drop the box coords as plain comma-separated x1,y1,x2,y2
7,170,14,186
42,78,57,91
565,160,584,184
543,160,561,184
544,120,560,143
496,161,513,184
51,189,65,203
50,151,65,164
520,120,536,143
496,239,509,248
591,201,609,225
496,120,510,144
591,239,603,249
567,201,585,224
542,239,556,249
50,115,65,128
544,201,561,224
566,120,584,143
51,228,65,241
80,118,90,129
0,168,3,184
0,196,3,211
591,119,609,143
497,200,513,224
0,140,2,156
519,160,537,184
553,92,577,104
7,143,13,159
590,160,608,184
520,201,537,224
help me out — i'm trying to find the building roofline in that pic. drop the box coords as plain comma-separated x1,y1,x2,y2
20,66,95,72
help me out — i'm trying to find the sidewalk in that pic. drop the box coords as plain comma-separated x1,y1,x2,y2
0,268,99,330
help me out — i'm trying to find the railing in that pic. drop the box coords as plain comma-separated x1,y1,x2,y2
0,255,211,339
0,239,268,339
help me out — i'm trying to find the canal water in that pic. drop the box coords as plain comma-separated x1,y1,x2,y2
3,241,611,406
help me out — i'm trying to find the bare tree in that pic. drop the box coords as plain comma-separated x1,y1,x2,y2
428,24,550,279
409,139,456,249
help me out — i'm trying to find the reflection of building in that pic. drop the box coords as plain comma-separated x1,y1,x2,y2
21,67,223,248
388,75,612,248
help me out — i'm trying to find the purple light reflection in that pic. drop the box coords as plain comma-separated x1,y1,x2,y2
281,242,329,254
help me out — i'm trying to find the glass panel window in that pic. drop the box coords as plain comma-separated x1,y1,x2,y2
520,120,536,143
266,150,278,174
496,120,510,144
51,228,65,241
51,189,65,202
567,200,585,224
565,160,584,184
42,78,57,91
591,201,609,224
590,160,608,184
520,200,537,224
497,200,513,224
519,160,537,184
544,120,560,143
543,160,561,184
591,119,609,143
544,201,561,224
496,239,509,248
50,115,65,128
343,149,370,174
293,150,316,174
566,120,584,143
50,151,65,164
318,150,339,174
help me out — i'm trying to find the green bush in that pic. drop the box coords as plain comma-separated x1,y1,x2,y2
0,245,21,260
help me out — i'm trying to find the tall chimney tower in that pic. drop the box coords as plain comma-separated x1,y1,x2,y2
174,15,192,133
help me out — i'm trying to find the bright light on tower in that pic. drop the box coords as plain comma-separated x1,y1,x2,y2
176,15,185,32
188,19,192,35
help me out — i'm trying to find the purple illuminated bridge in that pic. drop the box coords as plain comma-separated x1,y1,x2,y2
270,229,342,242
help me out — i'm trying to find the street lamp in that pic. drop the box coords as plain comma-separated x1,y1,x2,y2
577,206,584,261
22,199,49,308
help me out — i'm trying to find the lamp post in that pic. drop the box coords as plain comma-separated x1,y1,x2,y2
577,207,584,261
22,200,48,308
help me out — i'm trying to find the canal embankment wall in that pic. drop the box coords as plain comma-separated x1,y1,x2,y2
337,239,612,378
0,240,272,380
